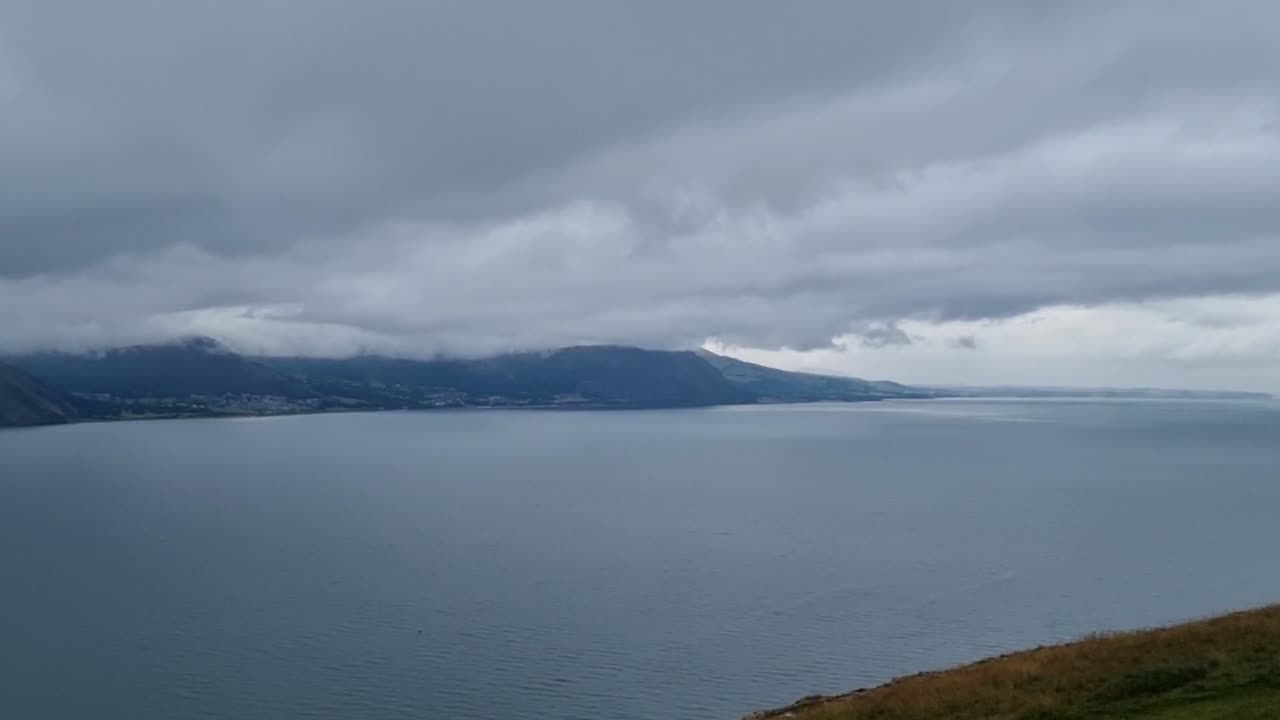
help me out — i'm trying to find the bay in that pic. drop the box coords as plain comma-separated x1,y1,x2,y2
3,399,1279,719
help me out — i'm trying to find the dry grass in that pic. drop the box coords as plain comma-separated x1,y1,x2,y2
748,604,1280,720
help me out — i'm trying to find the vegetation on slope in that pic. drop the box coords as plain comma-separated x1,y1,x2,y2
266,345,753,408
696,349,931,402
749,604,1280,720
6,340,758,420
0,361,77,427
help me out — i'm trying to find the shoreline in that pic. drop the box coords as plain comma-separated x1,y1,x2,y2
2,396,914,430
745,603,1280,719
7,392,1274,432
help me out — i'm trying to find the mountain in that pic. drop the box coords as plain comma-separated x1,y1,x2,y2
6,340,755,419
0,362,78,427
8,337,308,399
261,345,753,409
4,338,932,424
5,338,314,420
696,349,933,402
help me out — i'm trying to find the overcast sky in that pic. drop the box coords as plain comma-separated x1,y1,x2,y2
3,1,1279,391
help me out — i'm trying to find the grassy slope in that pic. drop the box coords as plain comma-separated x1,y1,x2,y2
749,604,1280,720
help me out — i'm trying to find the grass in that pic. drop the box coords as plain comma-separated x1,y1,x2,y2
747,604,1280,720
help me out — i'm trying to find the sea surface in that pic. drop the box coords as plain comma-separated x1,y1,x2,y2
3,399,1279,719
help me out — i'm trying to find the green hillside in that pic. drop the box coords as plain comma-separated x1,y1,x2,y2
696,349,931,402
749,604,1280,720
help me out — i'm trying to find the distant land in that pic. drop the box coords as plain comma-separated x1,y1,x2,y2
0,337,923,427
746,603,1280,720
0,337,1269,427
923,384,1270,401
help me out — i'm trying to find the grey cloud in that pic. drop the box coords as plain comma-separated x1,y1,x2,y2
1,0,996,275
847,323,914,349
1,1,1280,361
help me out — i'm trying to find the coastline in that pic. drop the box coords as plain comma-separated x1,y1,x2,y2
745,604,1280,719
1,396,905,430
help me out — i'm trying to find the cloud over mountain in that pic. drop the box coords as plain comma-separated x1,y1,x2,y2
2,1,1278,389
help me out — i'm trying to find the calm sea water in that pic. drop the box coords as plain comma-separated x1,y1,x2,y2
3,399,1279,719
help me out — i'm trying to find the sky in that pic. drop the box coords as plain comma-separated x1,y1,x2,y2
2,1,1279,391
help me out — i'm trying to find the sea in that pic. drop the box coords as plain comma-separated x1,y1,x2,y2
3,398,1279,719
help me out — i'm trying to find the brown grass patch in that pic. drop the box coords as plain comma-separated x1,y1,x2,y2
747,604,1280,720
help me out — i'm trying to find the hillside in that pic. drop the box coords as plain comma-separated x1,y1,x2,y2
5,340,760,421
2,338,956,424
696,349,931,402
262,345,752,409
0,362,77,427
8,337,308,399
5,338,315,420
748,604,1280,720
